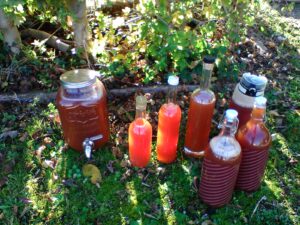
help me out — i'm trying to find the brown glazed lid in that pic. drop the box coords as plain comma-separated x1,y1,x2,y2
60,69,99,88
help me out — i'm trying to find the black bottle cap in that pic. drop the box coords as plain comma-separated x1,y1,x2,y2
203,56,216,64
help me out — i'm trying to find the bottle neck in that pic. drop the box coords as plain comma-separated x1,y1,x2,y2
135,107,146,119
199,63,213,90
218,118,238,137
167,85,178,104
251,107,266,122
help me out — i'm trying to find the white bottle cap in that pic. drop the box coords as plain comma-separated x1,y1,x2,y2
254,96,267,108
225,109,238,122
168,76,179,86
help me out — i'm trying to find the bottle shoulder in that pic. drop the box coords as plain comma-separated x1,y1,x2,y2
130,118,152,129
208,135,241,163
237,122,271,148
191,89,215,104
160,103,181,117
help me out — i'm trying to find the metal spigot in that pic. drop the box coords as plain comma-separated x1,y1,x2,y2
82,134,103,159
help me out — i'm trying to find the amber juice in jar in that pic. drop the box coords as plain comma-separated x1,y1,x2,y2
56,69,109,151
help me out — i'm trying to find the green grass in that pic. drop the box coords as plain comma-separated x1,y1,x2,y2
0,96,299,225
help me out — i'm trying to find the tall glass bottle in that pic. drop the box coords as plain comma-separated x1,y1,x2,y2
199,109,241,208
229,73,267,128
156,76,182,163
236,97,271,191
128,95,152,168
184,56,216,158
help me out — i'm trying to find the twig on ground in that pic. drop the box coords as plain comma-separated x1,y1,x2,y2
141,182,151,188
250,195,267,220
143,212,158,220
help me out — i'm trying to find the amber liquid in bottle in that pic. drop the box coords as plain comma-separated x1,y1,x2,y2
229,100,253,129
184,59,216,158
236,97,271,191
56,80,110,151
199,110,241,208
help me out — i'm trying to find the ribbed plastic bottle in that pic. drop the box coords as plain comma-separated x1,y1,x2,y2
236,96,271,191
199,109,241,208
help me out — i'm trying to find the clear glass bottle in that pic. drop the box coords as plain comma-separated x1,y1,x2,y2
229,73,267,128
128,95,152,168
236,97,271,191
156,76,182,163
199,109,241,208
56,69,110,157
184,56,216,158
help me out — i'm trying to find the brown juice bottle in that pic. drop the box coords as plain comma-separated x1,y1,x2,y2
199,109,241,208
56,69,110,158
236,97,271,191
229,73,268,128
184,56,216,158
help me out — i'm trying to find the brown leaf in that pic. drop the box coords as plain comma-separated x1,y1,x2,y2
112,146,123,159
267,41,276,48
43,137,53,145
0,153,4,164
120,159,130,168
35,145,46,160
269,110,280,117
13,205,18,216
0,177,8,188
19,132,28,142
42,160,55,169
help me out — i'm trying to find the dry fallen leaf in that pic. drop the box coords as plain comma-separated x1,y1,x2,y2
42,160,55,169
269,110,280,117
82,164,102,184
112,146,123,159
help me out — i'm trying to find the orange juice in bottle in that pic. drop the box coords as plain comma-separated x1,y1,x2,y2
156,76,182,163
128,95,152,168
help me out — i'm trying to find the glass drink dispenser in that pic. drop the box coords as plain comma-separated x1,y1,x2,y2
56,69,110,159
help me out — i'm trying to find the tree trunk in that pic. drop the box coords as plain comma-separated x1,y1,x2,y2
66,0,92,53
0,9,21,54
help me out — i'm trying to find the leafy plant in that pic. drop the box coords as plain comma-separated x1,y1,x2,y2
92,0,258,83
